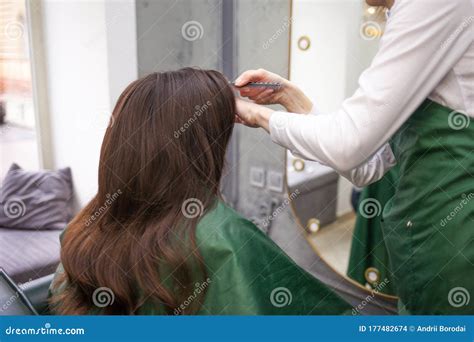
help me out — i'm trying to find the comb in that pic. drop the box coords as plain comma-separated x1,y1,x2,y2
231,82,282,89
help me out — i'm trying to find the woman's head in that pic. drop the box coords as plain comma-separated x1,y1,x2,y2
52,68,235,314
99,68,235,219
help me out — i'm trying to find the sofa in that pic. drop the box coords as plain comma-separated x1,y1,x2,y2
0,163,73,284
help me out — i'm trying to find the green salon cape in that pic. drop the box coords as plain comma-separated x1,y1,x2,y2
51,201,351,315
383,100,474,314
347,168,398,296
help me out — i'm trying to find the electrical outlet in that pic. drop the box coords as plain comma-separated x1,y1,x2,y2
267,170,284,193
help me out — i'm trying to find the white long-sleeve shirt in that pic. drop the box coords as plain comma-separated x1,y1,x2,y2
270,0,474,187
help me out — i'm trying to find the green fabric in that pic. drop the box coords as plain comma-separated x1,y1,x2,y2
192,201,351,315
347,167,399,295
51,200,351,315
383,99,474,315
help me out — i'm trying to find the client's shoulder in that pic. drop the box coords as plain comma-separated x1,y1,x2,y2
197,199,261,234
196,199,266,250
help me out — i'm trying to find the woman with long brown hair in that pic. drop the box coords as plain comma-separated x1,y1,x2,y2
50,68,350,315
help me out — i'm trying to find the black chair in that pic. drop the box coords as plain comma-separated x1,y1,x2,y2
0,268,53,315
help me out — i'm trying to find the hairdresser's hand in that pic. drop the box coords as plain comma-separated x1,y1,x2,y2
235,98,274,132
234,69,313,114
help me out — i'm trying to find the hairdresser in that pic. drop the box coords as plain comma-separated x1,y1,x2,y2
234,0,474,315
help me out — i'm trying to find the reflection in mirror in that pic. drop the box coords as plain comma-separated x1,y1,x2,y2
287,0,395,295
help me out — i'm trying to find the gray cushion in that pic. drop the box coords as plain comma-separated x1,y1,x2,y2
0,164,73,230
0,227,61,283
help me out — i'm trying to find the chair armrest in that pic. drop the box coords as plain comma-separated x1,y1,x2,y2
20,274,54,314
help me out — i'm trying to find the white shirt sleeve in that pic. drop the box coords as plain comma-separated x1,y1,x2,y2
270,0,473,174
304,105,397,187
339,143,397,187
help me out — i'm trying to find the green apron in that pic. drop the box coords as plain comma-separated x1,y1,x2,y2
347,167,399,296
383,99,474,314
50,200,352,315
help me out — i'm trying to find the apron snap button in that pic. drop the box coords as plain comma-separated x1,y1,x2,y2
406,220,413,228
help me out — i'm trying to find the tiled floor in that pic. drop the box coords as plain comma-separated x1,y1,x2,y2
306,213,356,276
0,123,39,181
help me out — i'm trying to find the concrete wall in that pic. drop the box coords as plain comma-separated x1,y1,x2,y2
234,0,290,222
135,0,222,74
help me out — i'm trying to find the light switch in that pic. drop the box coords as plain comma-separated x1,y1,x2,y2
250,167,265,188
267,171,284,193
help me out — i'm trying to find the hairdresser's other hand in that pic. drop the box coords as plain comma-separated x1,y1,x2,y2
235,98,273,132
234,68,313,114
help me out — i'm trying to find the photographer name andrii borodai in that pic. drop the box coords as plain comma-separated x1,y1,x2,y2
417,325,466,333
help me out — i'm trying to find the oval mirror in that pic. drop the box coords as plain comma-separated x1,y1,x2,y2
287,0,398,303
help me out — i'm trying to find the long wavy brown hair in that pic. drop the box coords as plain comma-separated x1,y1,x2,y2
51,68,236,314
